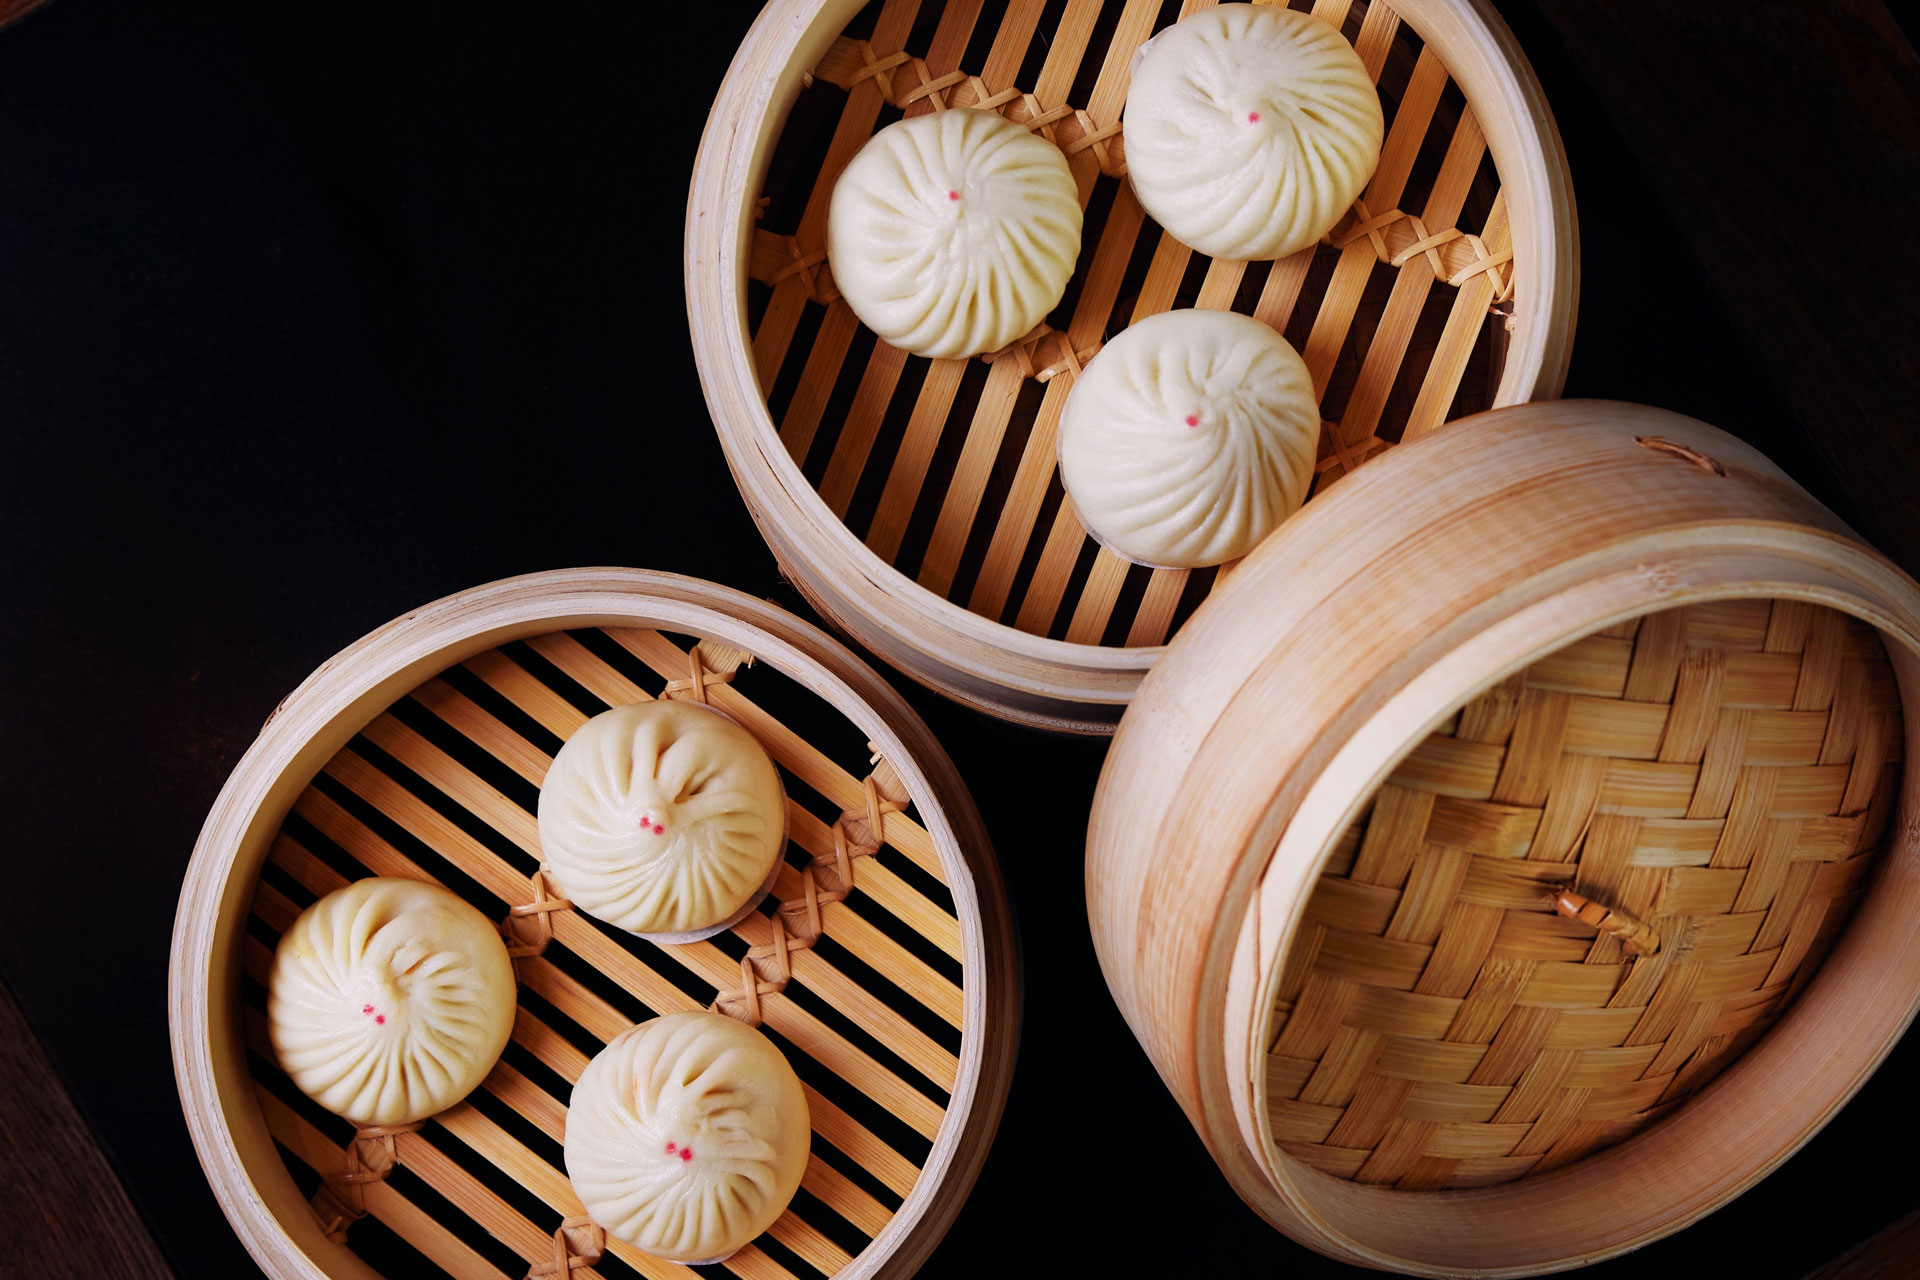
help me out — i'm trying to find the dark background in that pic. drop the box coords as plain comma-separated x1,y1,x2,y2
3,1,1918,1276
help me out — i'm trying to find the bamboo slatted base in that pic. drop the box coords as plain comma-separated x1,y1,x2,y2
172,571,1016,1280
1266,600,1903,1190
692,0,1578,730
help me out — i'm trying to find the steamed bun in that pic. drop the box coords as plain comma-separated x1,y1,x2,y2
565,1011,810,1263
827,108,1082,359
1057,309,1318,568
1125,4,1383,261
268,878,516,1126
539,700,785,937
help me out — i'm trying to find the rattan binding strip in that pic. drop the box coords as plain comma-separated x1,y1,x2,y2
244,626,964,1280
751,0,1512,649
1265,600,1904,1191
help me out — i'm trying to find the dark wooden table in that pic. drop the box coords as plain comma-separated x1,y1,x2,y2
2,1,1917,1276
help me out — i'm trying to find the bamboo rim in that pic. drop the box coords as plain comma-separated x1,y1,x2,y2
687,0,1579,732
169,569,1018,1280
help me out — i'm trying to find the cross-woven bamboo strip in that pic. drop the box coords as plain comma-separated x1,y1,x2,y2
243,627,965,1279
1264,600,1903,1190
751,0,1511,648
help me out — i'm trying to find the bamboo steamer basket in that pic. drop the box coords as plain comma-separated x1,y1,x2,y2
1086,401,1920,1275
169,569,1017,1280
688,0,1579,733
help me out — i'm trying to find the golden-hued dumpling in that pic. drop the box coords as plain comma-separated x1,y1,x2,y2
1125,4,1383,261
827,109,1082,359
1057,309,1318,568
268,878,515,1127
538,701,785,937
565,1011,810,1263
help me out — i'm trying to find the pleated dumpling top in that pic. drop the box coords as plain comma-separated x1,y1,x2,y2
565,1011,810,1263
268,878,516,1126
827,108,1082,359
1125,3,1383,261
1057,309,1319,569
539,700,786,937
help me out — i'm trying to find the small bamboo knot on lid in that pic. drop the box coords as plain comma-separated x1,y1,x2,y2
1552,889,1661,957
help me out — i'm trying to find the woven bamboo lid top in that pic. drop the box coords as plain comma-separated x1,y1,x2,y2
1264,597,1903,1190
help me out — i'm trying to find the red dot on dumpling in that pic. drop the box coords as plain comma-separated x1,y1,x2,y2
654,823,666,835
1248,111,1260,123
665,1142,676,1153
1185,414,1200,427
680,1148,693,1162
948,190,960,201
375,1015,385,1025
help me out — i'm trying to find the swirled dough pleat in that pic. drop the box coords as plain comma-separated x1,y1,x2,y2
828,109,1083,359
1125,4,1383,261
1057,309,1318,568
268,878,516,1126
565,1012,810,1263
539,701,784,936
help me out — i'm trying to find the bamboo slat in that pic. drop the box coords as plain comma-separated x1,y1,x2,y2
172,571,1016,1280
692,0,1579,731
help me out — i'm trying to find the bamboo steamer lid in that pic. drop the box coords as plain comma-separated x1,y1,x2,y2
1086,401,1920,1275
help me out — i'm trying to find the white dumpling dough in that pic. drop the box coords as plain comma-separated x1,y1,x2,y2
1057,309,1318,568
269,878,516,1126
566,1011,810,1263
1125,4,1384,261
539,701,785,936
827,108,1083,359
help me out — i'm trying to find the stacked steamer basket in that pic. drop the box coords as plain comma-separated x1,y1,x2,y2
1086,403,1920,1276
688,0,1579,732
170,570,1017,1280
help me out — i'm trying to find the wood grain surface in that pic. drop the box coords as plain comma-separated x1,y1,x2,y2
0,979,174,1280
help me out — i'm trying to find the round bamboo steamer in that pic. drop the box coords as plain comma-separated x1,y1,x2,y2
688,0,1579,733
169,568,1018,1280
1086,401,1920,1276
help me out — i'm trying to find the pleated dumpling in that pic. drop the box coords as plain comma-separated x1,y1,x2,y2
1057,309,1318,568
565,1011,810,1263
1125,4,1383,261
268,878,516,1126
539,700,785,937
827,108,1082,359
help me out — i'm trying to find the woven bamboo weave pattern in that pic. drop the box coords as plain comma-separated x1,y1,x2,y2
241,627,965,1280
1265,599,1904,1190
750,0,1512,650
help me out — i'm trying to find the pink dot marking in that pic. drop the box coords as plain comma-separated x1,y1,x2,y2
653,823,666,835
375,1014,385,1025
947,190,960,201
680,1148,693,1162
665,1142,677,1154
362,1004,374,1015
1184,414,1200,427
1247,111,1260,123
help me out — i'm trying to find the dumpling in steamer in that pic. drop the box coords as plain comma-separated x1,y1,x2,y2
1124,3,1384,261
539,700,785,937
565,1011,810,1263
1057,309,1319,569
827,108,1083,359
268,878,516,1127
